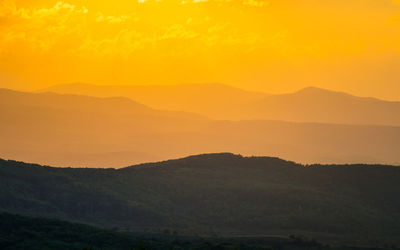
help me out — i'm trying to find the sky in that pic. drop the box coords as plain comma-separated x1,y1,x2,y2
0,0,400,100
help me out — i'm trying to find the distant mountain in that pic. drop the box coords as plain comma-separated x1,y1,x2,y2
41,83,400,126
1,154,400,246
39,83,268,119
240,87,400,126
0,88,207,167
1,87,203,119
2,88,400,167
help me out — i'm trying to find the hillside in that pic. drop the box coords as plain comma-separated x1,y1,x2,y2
41,83,400,126
2,88,400,167
1,213,381,250
0,213,142,250
1,154,400,246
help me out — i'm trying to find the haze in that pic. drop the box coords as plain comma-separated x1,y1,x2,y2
1,0,400,166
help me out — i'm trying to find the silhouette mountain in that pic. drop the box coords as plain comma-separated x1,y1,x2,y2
41,83,400,125
2,88,400,167
1,154,400,245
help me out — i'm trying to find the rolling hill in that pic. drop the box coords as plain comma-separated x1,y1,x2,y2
41,83,400,126
1,213,377,250
1,154,400,246
2,88,400,167
0,213,143,250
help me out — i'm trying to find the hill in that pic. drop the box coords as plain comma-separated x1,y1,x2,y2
0,213,381,250
0,213,142,250
1,154,400,246
2,88,400,167
41,83,400,126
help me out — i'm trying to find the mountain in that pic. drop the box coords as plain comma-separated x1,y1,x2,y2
41,83,400,126
0,88,207,167
1,154,400,246
240,87,400,126
39,83,268,119
2,88,400,167
1,87,203,119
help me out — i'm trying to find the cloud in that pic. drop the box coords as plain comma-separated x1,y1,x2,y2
242,0,269,7
0,0,16,17
0,0,398,65
0,1,90,54
0,0,264,59
96,13,131,23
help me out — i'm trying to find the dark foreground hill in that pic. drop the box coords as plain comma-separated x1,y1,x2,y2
1,154,400,246
1,213,387,250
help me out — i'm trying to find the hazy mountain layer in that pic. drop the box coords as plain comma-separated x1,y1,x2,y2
42,83,400,126
241,87,400,126
40,83,267,120
1,154,399,245
2,88,400,167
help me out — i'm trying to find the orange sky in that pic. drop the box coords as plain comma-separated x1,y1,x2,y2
1,0,400,100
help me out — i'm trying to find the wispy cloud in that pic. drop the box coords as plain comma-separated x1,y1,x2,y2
0,1,265,57
1,0,400,98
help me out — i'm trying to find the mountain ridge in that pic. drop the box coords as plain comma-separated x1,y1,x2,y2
42,83,400,103
3,152,397,172
0,87,206,120
40,83,400,125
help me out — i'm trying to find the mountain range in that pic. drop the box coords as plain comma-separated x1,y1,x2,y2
2,88,400,167
41,83,400,126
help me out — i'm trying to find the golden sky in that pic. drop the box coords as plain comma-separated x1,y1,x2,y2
1,0,400,99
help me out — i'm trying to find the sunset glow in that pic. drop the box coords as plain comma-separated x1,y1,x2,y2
1,0,400,99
